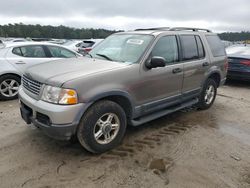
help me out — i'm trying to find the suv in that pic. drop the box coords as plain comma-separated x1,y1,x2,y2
19,27,227,153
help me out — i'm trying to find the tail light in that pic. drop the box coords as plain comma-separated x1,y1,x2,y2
84,47,92,52
224,58,228,71
240,60,250,66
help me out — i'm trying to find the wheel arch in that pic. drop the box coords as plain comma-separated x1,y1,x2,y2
91,91,134,120
0,72,22,81
203,70,221,88
207,72,221,87
78,91,135,123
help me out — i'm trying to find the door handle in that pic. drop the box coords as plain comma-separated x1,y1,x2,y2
172,68,182,74
202,62,209,67
15,61,26,65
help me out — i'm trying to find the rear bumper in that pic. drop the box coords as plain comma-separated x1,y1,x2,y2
19,87,86,140
227,71,250,81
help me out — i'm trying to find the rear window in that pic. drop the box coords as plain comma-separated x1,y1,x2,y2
206,35,226,57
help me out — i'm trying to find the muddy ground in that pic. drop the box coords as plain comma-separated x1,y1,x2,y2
0,80,250,188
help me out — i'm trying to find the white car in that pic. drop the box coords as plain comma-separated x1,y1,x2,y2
62,40,83,52
0,42,81,100
77,39,104,55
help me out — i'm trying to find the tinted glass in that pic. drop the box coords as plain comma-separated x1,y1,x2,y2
151,36,179,64
180,35,199,61
12,47,23,56
19,46,46,58
206,35,226,57
90,34,153,63
195,36,205,58
47,46,76,58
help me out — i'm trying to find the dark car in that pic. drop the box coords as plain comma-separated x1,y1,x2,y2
226,44,250,81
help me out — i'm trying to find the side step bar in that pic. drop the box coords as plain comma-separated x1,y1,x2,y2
130,98,198,126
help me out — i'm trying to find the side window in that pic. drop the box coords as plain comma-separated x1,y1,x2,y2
195,36,205,58
18,46,46,58
47,46,76,58
151,36,179,64
180,35,199,61
206,35,226,57
12,47,23,56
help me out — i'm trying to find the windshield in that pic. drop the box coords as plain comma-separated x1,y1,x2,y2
89,34,154,63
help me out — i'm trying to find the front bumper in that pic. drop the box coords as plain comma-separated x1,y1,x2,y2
19,87,86,140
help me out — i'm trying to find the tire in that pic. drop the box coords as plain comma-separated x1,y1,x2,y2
0,74,21,101
77,100,127,153
197,78,217,110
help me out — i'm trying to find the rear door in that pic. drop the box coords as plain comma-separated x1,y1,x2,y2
6,45,51,73
179,35,209,101
138,35,184,114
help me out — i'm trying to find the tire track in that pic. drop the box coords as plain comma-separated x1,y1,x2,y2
100,122,194,160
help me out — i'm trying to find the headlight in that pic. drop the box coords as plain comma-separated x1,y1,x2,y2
41,85,78,105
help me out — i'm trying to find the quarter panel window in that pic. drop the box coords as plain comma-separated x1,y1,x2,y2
180,35,199,61
47,46,76,58
206,35,226,57
151,36,179,64
12,47,23,56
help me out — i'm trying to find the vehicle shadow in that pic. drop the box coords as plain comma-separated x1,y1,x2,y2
225,79,250,88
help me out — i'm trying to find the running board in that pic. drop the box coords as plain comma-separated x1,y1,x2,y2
130,98,198,126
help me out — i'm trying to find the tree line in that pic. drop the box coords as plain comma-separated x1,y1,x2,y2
0,23,119,39
0,23,250,41
218,31,250,42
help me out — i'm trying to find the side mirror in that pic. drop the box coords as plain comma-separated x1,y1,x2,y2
146,56,166,69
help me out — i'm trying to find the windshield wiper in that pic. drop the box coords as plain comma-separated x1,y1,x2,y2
96,53,113,61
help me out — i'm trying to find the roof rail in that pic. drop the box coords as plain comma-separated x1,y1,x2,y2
135,27,170,31
169,27,212,32
134,27,212,33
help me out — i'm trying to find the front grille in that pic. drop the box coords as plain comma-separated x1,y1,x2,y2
22,75,42,96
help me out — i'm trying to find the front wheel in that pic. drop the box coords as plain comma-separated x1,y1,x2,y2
197,78,217,110
0,74,21,100
77,100,127,153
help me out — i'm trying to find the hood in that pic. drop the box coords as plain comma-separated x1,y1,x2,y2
25,57,129,87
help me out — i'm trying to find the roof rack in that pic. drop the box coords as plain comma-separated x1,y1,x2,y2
135,27,170,31
134,27,211,33
169,27,212,32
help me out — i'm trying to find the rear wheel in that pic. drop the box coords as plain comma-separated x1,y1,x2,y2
0,74,20,100
197,78,217,110
77,100,127,153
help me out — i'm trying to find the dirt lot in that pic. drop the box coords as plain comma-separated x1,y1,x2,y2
0,81,250,188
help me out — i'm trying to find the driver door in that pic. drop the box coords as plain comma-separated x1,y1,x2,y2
138,35,184,114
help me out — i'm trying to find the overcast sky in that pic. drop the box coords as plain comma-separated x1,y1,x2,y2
0,0,249,32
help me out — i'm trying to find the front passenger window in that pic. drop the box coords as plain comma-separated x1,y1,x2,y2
151,36,179,64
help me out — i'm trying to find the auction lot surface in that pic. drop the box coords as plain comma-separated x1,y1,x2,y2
0,81,250,188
